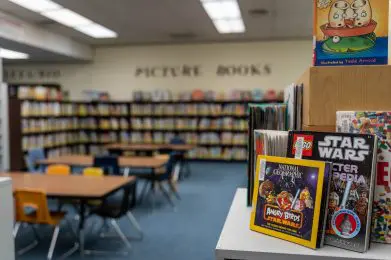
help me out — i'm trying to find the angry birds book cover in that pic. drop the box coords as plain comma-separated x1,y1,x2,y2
337,111,391,244
313,0,389,66
250,156,332,249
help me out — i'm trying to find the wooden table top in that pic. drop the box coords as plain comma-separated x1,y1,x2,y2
105,143,195,151
37,155,168,169
0,173,135,199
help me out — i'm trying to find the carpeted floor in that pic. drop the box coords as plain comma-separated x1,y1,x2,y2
17,162,247,260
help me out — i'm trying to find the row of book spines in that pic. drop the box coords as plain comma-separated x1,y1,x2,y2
22,128,247,134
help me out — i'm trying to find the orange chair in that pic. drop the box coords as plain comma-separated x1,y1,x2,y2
14,189,78,260
46,164,71,176
83,168,104,206
83,167,104,177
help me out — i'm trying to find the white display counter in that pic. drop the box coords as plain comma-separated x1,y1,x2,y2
0,177,15,260
215,188,391,260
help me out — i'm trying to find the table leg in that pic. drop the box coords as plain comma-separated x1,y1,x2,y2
78,201,86,257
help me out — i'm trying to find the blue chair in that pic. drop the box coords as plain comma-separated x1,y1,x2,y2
169,136,191,179
139,153,180,207
93,156,120,176
24,148,46,173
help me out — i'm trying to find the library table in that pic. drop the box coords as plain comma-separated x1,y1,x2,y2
37,155,168,169
105,143,195,155
1,173,136,258
216,188,391,260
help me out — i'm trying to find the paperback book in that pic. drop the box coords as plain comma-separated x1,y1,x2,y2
337,111,391,243
250,155,332,249
287,131,377,252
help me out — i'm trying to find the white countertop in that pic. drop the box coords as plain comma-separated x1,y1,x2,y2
215,188,391,260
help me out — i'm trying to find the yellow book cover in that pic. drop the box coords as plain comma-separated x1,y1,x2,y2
250,155,332,249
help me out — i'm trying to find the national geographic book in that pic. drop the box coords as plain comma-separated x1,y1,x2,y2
250,156,332,249
313,0,389,66
287,131,377,253
337,111,391,244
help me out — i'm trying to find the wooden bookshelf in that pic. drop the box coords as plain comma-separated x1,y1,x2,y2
8,84,282,170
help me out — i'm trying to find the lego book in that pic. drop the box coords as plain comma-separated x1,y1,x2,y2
250,156,332,249
287,131,377,252
313,0,389,66
337,111,391,243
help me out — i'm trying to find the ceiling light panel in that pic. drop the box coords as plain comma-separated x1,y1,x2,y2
9,0,61,12
75,23,117,38
8,0,117,38
41,8,93,27
0,48,29,59
201,0,246,34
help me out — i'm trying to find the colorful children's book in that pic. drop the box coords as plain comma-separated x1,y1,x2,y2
337,111,391,244
287,131,377,252
250,155,332,249
313,0,389,66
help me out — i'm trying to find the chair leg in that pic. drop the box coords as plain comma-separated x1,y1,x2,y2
138,180,150,204
110,219,132,250
168,181,181,200
13,222,21,238
157,182,175,208
47,225,60,260
126,211,143,238
15,224,39,256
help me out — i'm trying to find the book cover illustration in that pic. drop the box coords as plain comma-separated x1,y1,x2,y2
250,156,332,249
337,111,391,243
313,0,389,66
287,131,377,252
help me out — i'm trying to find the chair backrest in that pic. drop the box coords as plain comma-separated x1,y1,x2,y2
170,136,185,145
46,164,71,176
25,148,46,172
14,189,52,224
83,167,104,177
93,156,120,175
156,153,177,180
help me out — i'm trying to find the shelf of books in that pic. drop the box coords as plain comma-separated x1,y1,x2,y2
9,85,283,169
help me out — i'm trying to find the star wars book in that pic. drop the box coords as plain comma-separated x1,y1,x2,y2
287,131,377,252
250,156,332,249
337,111,391,243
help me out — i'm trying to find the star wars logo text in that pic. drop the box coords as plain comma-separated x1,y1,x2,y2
272,164,303,180
318,136,370,161
263,205,303,229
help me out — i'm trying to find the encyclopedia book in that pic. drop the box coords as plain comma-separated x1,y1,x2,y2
250,155,332,249
287,131,377,253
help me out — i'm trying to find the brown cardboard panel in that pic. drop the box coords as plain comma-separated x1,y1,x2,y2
298,65,391,126
302,125,336,133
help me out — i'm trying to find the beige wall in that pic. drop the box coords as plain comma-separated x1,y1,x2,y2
4,40,312,100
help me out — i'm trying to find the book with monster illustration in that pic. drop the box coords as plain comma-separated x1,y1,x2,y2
313,0,389,66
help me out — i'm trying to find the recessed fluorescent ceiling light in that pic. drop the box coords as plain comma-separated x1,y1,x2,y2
75,23,117,38
0,48,29,59
9,0,61,12
42,8,92,27
201,0,245,33
8,0,117,38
